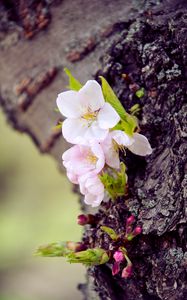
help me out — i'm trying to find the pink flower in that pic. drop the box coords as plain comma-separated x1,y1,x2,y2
79,173,104,207
62,141,105,179
101,130,152,169
56,80,120,144
113,250,124,263
112,251,124,275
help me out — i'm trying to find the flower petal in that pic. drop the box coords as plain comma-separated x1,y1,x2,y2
88,122,108,141
62,118,88,144
84,193,104,207
67,171,79,184
112,130,134,147
105,149,120,169
56,91,82,118
78,172,94,194
90,142,105,173
97,103,120,129
128,133,152,156
101,133,120,169
85,176,104,195
79,80,105,111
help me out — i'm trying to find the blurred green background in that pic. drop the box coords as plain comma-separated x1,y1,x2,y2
0,109,85,300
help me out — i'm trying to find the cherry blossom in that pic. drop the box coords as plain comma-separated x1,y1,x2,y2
101,130,152,169
56,80,120,144
62,141,105,179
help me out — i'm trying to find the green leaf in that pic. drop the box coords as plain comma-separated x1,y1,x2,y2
100,162,128,200
119,247,132,265
64,68,82,91
129,104,141,116
99,76,127,119
67,248,109,266
135,88,145,98
35,242,72,257
100,226,118,241
99,76,138,136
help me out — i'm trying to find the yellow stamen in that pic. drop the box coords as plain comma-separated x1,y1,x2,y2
112,140,126,154
83,112,97,120
82,107,98,121
87,152,98,164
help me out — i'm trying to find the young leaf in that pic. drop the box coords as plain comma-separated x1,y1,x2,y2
129,104,141,116
100,226,118,241
100,162,128,200
120,116,138,136
35,242,72,257
67,248,109,266
99,76,138,136
136,88,145,98
99,76,127,119
64,68,82,91
119,247,132,266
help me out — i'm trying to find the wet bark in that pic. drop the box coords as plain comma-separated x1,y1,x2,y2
0,1,186,299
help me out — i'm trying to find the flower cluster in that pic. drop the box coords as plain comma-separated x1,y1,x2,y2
56,70,152,207
36,214,142,279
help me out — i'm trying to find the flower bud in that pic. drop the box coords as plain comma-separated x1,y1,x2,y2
133,226,142,236
77,214,95,225
126,215,135,226
35,242,71,257
77,214,88,225
113,250,124,263
122,265,132,278
66,241,86,252
112,262,120,275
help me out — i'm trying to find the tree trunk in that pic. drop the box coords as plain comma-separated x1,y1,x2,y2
0,1,186,299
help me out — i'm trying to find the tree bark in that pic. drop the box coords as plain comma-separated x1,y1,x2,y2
0,1,186,299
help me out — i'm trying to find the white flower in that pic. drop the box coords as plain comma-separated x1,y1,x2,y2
101,130,152,169
56,80,120,144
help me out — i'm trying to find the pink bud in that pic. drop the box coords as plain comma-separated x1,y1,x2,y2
122,265,132,278
66,241,87,252
77,214,95,225
112,262,120,275
77,214,88,225
113,251,124,263
133,226,142,236
74,242,87,252
126,215,135,226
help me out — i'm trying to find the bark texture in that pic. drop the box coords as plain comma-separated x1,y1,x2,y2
0,1,187,300
80,1,187,299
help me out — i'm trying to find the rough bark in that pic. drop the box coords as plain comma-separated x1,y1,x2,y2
0,1,187,300
80,2,187,299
